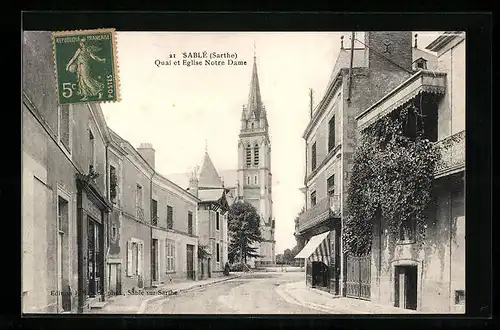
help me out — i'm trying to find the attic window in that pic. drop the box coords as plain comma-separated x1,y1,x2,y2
415,59,427,70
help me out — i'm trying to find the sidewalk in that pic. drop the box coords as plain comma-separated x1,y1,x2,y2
88,274,241,314
277,281,420,314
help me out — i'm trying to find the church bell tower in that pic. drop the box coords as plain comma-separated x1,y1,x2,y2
237,49,275,265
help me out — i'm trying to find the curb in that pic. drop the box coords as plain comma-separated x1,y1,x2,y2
137,275,241,314
278,282,420,315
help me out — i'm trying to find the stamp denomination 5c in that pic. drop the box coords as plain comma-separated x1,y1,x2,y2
52,28,120,105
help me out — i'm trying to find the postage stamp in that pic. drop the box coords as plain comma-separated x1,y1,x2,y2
52,28,120,105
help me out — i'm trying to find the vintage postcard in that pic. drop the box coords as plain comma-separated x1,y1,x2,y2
22,29,466,315
52,28,119,105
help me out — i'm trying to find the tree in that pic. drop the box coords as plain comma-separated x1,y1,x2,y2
228,200,263,266
198,244,210,260
293,207,306,251
283,249,294,264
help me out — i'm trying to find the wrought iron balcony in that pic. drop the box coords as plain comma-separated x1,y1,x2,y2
434,130,465,178
136,206,144,221
298,195,341,233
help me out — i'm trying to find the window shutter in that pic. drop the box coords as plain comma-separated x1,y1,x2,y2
172,242,176,271
127,240,132,276
138,242,143,276
157,240,161,275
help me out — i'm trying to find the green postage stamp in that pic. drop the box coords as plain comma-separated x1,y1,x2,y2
53,28,120,105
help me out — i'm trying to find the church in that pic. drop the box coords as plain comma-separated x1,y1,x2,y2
168,52,276,267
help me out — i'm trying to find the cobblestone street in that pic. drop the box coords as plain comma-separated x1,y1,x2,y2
144,272,320,314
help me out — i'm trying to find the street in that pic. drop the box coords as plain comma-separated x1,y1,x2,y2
144,272,322,314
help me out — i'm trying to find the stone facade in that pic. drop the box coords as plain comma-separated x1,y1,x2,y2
151,174,199,283
187,152,229,277
298,31,415,297
22,31,202,313
366,32,466,313
23,31,112,313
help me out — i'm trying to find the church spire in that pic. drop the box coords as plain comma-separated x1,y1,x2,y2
247,47,264,119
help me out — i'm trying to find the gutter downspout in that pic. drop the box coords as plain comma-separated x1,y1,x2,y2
150,169,156,287
104,142,110,301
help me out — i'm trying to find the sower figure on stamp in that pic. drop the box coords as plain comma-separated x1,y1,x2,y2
66,38,106,101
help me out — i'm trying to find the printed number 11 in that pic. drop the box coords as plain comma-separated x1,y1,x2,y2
62,83,76,98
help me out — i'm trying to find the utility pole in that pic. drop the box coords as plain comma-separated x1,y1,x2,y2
347,31,355,102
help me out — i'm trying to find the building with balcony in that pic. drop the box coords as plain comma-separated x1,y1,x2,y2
22,31,112,313
187,151,230,278
355,31,465,313
295,31,432,298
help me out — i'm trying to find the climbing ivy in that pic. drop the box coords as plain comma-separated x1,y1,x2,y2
343,106,441,256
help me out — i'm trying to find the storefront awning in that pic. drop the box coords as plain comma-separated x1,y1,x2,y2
294,231,330,259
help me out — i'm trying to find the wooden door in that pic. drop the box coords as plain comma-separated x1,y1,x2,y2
186,245,194,280
151,239,158,282
345,254,371,300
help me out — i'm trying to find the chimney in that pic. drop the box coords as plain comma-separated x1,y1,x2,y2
137,143,155,169
188,170,199,197
414,33,418,48
364,31,412,72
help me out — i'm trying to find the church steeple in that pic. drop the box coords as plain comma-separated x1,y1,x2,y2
246,51,264,119
236,43,275,266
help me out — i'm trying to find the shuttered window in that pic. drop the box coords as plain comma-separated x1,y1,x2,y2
327,174,335,195
311,142,317,171
151,199,158,226
166,240,175,272
127,240,143,276
246,145,252,167
188,211,193,235
328,116,335,152
167,205,173,229
254,144,259,166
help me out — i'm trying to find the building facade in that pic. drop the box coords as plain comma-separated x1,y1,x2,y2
188,152,230,277
150,153,200,285
356,31,466,313
295,32,433,298
236,54,276,266
23,31,112,313
22,31,201,313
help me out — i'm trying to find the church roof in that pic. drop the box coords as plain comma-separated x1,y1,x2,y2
166,169,238,191
198,152,223,188
246,56,265,119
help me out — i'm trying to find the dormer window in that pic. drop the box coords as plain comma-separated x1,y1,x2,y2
251,122,254,129
414,58,427,70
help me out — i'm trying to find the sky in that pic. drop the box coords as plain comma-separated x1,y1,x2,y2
101,31,442,254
